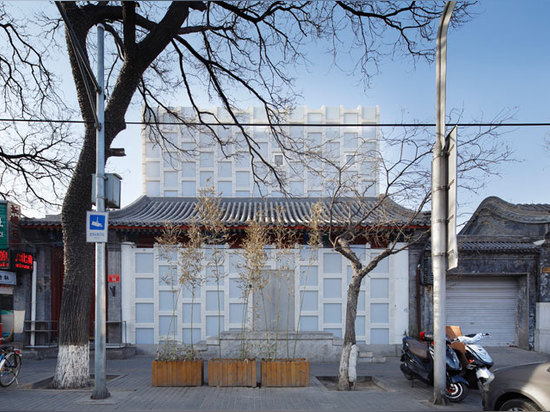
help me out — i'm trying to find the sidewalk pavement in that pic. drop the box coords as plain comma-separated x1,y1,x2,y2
1,346,549,412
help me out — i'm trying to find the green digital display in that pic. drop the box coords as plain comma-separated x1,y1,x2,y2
0,203,7,249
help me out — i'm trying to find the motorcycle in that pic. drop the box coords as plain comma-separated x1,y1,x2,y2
454,333,495,390
400,333,469,402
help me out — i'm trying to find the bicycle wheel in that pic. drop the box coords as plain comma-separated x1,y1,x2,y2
0,352,21,387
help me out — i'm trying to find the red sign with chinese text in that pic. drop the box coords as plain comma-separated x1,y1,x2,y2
14,251,33,270
0,249,9,269
108,274,120,283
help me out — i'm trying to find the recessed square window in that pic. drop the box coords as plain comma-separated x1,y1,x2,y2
146,162,160,178
135,328,154,344
371,328,389,344
218,162,232,178
135,303,154,323
163,171,178,186
323,278,341,299
299,316,318,331
159,315,177,337
300,247,318,262
323,253,342,274
146,181,160,197
344,133,358,149
371,255,389,273
236,171,250,187
229,278,242,299
159,291,178,312
200,152,214,168
206,290,224,312
200,171,214,187
159,265,177,287
181,162,196,178
323,303,341,323
135,278,154,299
183,328,201,344
229,303,245,324
300,291,318,311
371,278,389,299
145,143,159,158
355,316,366,336
290,181,304,195
218,181,232,196
300,265,319,286
135,253,154,273
183,303,201,324
206,315,224,337
370,303,389,324
182,181,195,196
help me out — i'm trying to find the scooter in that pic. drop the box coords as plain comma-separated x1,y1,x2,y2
455,333,495,390
400,333,469,402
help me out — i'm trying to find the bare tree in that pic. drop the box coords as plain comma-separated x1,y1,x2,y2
0,1,478,388
305,117,512,390
0,4,76,210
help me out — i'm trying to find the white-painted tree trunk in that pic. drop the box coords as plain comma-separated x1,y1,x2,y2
337,341,353,390
348,344,358,385
52,344,90,388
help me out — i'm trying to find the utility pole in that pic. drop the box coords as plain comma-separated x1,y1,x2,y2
91,23,109,400
432,1,456,405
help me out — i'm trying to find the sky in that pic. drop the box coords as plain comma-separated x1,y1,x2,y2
105,0,550,227
8,1,550,224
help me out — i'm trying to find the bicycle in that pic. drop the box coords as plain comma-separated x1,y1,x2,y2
0,346,22,387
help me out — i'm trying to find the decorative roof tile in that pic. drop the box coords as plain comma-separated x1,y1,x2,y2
22,196,429,230
460,196,550,235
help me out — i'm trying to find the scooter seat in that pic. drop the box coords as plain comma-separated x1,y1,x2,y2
405,338,429,360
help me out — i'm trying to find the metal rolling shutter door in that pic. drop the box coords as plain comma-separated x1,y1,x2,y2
446,276,518,346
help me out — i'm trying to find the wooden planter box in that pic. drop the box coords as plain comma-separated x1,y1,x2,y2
208,359,257,387
261,358,310,387
152,359,204,387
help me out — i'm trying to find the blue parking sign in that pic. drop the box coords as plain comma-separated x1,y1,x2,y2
86,211,109,243
89,214,106,230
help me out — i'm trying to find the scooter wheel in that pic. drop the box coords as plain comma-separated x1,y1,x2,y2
445,381,468,402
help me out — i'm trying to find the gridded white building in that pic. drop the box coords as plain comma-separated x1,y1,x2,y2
142,105,380,198
121,241,409,348
116,104,416,354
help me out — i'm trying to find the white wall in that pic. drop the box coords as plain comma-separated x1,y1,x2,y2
142,105,380,198
120,242,408,346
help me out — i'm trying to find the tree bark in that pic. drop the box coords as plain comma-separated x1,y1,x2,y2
337,275,361,390
51,2,195,388
52,127,96,388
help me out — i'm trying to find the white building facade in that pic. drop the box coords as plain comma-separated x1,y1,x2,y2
121,242,409,348
142,105,380,198
117,105,411,353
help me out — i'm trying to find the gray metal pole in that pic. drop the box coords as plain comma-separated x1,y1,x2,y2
432,1,455,405
91,23,110,400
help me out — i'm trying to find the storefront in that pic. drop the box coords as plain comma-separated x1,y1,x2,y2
0,201,33,341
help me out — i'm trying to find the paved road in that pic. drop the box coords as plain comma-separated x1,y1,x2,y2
1,347,549,411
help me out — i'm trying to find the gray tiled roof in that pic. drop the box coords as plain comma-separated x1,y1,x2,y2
460,196,550,234
458,238,540,253
425,237,540,253
22,196,429,230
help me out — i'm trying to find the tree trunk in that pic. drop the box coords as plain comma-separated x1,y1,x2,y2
337,275,361,390
52,128,96,389
50,1,195,389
